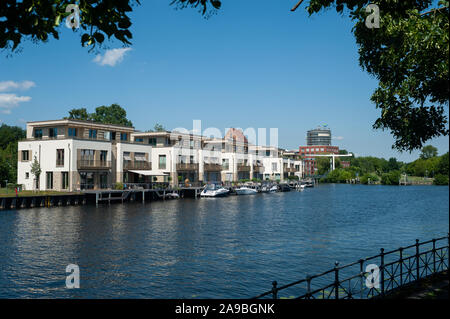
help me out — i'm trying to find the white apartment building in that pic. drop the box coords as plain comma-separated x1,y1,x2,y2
17,120,304,191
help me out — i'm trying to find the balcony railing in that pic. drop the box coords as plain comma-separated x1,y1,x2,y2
204,163,222,171
123,161,151,170
176,163,199,171
237,164,251,171
77,159,111,170
253,164,264,173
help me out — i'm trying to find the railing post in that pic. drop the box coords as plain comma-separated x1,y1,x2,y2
359,259,364,299
399,247,403,286
415,239,420,281
272,281,278,300
306,275,311,299
334,261,339,299
380,248,385,297
432,239,436,274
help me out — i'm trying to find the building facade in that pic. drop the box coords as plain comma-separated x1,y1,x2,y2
17,120,304,191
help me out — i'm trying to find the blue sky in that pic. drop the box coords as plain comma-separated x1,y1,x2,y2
0,0,448,162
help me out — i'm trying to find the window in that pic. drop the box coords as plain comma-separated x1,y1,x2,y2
25,172,29,179
266,150,271,157
120,133,128,141
68,127,77,137
56,149,64,166
62,172,69,189
135,152,146,161
135,138,143,142
49,128,58,138
22,150,30,161
159,155,166,169
148,138,156,146
111,131,116,140
272,163,277,171
34,129,43,139
89,129,97,139
81,149,95,160
100,150,108,162
46,172,53,190
190,155,194,163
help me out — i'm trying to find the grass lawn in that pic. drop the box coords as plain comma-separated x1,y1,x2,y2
0,188,82,197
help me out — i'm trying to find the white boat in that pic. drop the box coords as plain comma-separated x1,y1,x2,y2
235,186,258,195
269,185,278,193
201,184,230,197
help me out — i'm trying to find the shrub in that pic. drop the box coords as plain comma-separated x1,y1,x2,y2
114,182,124,190
381,171,401,185
433,174,449,185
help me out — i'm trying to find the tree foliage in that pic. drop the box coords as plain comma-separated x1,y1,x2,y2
66,104,133,127
0,0,222,52
420,145,438,159
0,124,26,184
304,0,449,151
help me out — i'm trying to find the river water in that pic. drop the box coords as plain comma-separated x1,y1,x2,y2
0,184,448,298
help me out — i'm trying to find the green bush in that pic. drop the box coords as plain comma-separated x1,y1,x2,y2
381,171,401,185
433,174,449,185
360,173,380,184
114,182,124,190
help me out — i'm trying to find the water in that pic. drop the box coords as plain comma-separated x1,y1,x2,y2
0,184,448,298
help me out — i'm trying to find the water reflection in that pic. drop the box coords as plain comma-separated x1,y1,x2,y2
0,185,448,298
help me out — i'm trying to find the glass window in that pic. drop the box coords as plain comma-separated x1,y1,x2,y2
34,129,43,139
100,150,108,162
159,155,166,169
25,172,29,179
62,172,69,189
56,149,64,166
120,133,128,141
68,127,77,137
135,138,143,142
111,131,116,140
272,163,277,171
222,159,229,170
22,150,30,161
46,172,53,190
148,138,156,146
49,128,57,138
89,129,97,139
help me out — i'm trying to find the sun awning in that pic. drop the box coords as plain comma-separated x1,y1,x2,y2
129,170,169,176
134,155,147,161
123,155,131,161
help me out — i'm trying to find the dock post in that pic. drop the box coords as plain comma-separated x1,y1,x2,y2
95,193,99,207
142,190,145,204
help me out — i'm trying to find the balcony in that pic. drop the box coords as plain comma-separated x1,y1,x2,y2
237,164,251,172
284,167,297,173
123,161,152,170
176,163,199,171
204,163,222,171
77,160,111,170
253,164,264,173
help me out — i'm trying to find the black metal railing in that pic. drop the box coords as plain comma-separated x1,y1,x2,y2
253,235,449,299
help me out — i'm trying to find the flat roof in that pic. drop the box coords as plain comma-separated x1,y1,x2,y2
27,119,135,130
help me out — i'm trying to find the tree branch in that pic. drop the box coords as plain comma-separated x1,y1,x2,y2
291,0,305,12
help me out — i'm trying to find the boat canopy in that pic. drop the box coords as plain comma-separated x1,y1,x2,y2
128,170,169,176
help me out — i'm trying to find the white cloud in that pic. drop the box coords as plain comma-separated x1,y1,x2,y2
0,93,32,114
0,80,36,92
93,48,132,67
333,136,344,140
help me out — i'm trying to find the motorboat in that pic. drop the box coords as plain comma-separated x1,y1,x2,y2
235,186,258,195
201,184,230,197
269,185,278,193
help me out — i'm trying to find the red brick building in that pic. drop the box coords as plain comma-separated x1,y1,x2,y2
299,145,339,176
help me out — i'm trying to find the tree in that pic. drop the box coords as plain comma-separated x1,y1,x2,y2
436,152,449,175
30,156,41,190
0,1,220,52
66,108,90,121
420,145,438,160
316,157,331,175
153,123,166,132
65,104,133,127
90,104,133,127
300,0,449,151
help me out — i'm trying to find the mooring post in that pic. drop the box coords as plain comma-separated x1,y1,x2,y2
306,275,311,299
415,239,420,282
380,248,385,297
334,261,339,299
142,190,145,204
95,193,99,207
271,281,278,300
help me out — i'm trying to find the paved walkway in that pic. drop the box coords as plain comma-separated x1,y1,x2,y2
386,270,448,299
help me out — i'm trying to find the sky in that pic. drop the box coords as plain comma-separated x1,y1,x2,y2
0,0,448,162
